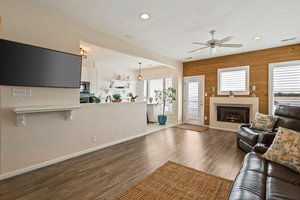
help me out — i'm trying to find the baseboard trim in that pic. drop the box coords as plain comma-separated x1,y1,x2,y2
0,130,154,180
209,126,236,132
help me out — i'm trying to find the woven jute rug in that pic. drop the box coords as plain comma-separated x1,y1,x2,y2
174,123,208,132
113,161,233,200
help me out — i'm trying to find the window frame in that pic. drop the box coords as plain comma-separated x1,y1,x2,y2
268,60,300,114
217,65,250,95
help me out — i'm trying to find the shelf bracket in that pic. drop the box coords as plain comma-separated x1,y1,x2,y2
65,110,73,121
16,113,26,126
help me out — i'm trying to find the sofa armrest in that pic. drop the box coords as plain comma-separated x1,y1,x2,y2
239,123,251,128
252,143,269,154
257,132,276,145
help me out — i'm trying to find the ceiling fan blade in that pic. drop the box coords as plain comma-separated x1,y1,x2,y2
188,47,208,53
192,42,209,46
219,36,234,44
218,43,243,48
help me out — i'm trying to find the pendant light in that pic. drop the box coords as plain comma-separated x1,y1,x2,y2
137,62,142,81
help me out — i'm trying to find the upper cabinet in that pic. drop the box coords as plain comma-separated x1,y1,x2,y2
81,59,98,94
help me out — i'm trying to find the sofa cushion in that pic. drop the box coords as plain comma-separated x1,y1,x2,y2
262,127,300,173
267,161,300,186
250,112,278,132
266,177,300,200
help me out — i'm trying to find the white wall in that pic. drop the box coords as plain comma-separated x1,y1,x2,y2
0,0,182,176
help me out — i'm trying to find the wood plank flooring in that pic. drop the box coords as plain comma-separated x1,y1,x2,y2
0,127,245,200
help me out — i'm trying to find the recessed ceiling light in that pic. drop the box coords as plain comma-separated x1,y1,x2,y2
196,49,202,52
139,12,150,20
252,36,263,40
185,57,193,60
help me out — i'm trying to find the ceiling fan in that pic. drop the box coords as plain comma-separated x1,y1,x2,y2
188,30,243,54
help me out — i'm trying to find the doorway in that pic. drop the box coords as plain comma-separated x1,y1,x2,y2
183,76,205,125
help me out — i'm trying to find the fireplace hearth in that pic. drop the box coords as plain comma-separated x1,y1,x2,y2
217,106,249,123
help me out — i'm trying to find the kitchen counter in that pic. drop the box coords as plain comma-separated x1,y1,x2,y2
80,101,146,107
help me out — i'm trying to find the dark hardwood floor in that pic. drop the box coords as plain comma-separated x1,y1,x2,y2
0,127,245,200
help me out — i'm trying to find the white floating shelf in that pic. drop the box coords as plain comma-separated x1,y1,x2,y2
111,80,136,84
12,105,81,126
100,88,129,91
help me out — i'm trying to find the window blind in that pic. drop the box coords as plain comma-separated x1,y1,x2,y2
219,69,247,92
186,82,199,119
273,65,300,110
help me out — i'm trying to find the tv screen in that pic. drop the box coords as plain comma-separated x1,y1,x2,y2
0,39,82,88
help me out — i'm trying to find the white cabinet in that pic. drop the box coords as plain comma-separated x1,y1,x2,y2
81,67,98,94
147,103,162,122
81,67,90,82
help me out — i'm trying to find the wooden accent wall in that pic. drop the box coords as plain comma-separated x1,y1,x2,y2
183,44,300,125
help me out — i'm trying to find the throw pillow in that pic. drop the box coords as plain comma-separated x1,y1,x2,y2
262,127,300,173
250,112,278,132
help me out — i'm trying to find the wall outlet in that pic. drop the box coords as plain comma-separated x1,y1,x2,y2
13,88,32,97
91,135,97,143
204,116,207,120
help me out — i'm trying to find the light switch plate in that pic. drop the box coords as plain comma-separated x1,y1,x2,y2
13,88,32,97
205,93,207,96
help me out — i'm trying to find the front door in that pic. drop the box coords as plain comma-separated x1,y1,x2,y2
183,76,204,125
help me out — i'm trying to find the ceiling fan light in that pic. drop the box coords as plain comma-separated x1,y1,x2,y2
210,46,217,54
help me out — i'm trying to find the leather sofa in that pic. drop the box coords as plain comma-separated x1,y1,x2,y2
228,151,300,200
236,105,300,152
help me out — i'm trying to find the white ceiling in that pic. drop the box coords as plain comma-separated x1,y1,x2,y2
26,0,300,62
80,41,163,70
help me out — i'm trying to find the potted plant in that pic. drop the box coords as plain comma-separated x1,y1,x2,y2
148,97,153,103
112,93,122,103
128,93,138,102
154,87,176,125
90,95,101,103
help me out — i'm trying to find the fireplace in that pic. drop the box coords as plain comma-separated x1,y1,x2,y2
217,106,249,123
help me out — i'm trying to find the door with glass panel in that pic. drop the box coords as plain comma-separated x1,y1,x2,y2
183,76,204,125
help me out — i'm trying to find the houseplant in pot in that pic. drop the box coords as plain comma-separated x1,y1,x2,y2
112,93,122,103
154,87,176,125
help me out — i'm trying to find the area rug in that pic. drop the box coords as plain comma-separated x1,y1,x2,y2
113,161,233,200
174,123,208,132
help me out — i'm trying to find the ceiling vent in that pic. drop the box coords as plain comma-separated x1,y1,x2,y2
281,37,297,42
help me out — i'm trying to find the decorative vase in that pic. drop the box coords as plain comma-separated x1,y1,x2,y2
158,115,167,125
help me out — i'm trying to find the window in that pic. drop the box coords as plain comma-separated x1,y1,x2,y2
165,77,173,113
148,78,164,99
143,80,147,101
218,66,249,95
269,61,300,114
144,77,174,113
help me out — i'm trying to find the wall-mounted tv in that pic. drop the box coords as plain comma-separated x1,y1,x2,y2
0,39,82,88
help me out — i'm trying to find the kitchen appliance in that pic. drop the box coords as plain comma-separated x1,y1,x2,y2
80,82,90,93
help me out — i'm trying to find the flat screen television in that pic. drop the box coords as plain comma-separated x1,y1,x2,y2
0,39,82,88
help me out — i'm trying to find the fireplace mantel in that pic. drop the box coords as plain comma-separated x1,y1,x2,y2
209,97,259,132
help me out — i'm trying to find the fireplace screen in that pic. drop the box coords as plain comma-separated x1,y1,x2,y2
217,106,249,123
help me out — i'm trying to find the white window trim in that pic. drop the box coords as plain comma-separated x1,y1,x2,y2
217,65,250,95
268,60,300,115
